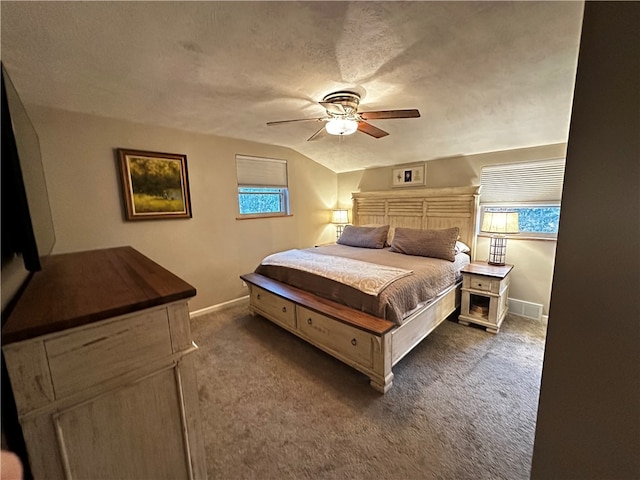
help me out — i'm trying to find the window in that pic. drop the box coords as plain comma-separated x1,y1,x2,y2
238,187,288,215
482,206,561,237
236,155,289,218
480,159,565,238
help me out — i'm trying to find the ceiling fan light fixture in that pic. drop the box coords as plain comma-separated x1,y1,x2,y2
325,118,358,136
267,89,418,140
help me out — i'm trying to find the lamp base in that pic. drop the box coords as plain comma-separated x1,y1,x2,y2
487,235,507,266
487,260,506,266
335,224,345,240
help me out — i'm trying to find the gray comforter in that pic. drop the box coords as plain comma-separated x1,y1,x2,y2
255,244,469,325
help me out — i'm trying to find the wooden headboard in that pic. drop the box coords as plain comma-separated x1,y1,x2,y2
352,186,481,259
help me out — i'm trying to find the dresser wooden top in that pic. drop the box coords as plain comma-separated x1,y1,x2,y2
2,246,196,344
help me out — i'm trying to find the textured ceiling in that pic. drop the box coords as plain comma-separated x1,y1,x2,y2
1,1,583,173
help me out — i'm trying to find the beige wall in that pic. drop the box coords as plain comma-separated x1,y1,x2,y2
29,106,337,312
29,103,564,316
338,143,567,315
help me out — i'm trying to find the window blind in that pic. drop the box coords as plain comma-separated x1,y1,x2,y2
236,155,288,187
480,159,565,204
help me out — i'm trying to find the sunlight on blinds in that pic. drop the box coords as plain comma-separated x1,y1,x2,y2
480,159,565,204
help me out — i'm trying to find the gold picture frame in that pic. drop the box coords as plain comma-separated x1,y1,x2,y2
117,148,192,220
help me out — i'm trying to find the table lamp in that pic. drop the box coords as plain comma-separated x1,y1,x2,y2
331,209,349,240
480,211,519,265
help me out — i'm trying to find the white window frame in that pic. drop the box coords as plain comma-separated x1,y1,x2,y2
236,155,290,219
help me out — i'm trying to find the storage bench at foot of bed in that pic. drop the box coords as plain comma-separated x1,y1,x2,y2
241,272,395,392
240,272,460,393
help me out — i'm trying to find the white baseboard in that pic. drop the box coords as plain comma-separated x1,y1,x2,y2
190,295,249,319
192,295,548,322
508,297,544,321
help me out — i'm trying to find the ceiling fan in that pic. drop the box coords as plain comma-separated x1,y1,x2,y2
266,91,420,141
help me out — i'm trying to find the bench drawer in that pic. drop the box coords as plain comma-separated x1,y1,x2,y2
297,306,373,368
251,286,296,329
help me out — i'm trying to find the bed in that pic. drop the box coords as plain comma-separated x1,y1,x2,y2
240,186,480,392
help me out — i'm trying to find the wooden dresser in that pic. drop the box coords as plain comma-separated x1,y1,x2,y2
2,247,207,480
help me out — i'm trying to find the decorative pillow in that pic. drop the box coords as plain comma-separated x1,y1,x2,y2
361,224,394,246
337,225,390,249
389,227,460,261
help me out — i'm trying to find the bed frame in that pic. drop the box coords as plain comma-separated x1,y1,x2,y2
241,186,480,393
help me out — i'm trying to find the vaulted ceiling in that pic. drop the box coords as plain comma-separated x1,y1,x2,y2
1,1,583,173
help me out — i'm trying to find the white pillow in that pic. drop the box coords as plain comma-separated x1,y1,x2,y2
455,240,471,254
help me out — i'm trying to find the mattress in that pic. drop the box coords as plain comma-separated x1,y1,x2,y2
255,244,470,325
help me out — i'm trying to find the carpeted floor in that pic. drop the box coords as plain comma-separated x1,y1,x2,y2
191,303,547,480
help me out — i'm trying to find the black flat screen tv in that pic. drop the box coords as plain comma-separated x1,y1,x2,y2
1,64,56,317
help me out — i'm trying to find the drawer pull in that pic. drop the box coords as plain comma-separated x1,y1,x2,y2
351,338,357,346
282,306,287,313
257,294,261,300
307,318,312,325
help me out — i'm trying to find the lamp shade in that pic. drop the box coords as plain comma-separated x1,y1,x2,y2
325,119,358,136
331,209,349,224
481,211,520,234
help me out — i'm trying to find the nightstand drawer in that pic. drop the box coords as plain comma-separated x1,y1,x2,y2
469,276,493,292
464,274,498,293
463,273,510,294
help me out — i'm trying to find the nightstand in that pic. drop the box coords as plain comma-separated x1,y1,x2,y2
459,262,513,333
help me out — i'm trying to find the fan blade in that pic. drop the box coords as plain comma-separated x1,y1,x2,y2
307,125,326,141
360,109,421,120
357,121,389,138
267,117,326,126
319,102,347,115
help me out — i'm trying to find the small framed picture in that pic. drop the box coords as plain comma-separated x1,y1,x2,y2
117,149,192,220
392,164,425,187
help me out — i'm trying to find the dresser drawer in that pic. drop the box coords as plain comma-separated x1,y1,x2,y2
45,308,173,399
297,306,373,368
251,286,296,329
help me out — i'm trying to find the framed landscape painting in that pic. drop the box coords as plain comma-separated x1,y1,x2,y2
117,148,192,220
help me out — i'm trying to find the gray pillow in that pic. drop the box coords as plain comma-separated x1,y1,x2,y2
337,225,389,249
389,227,460,261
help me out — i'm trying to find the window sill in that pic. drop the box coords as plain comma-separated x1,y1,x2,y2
477,233,557,242
236,214,293,220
